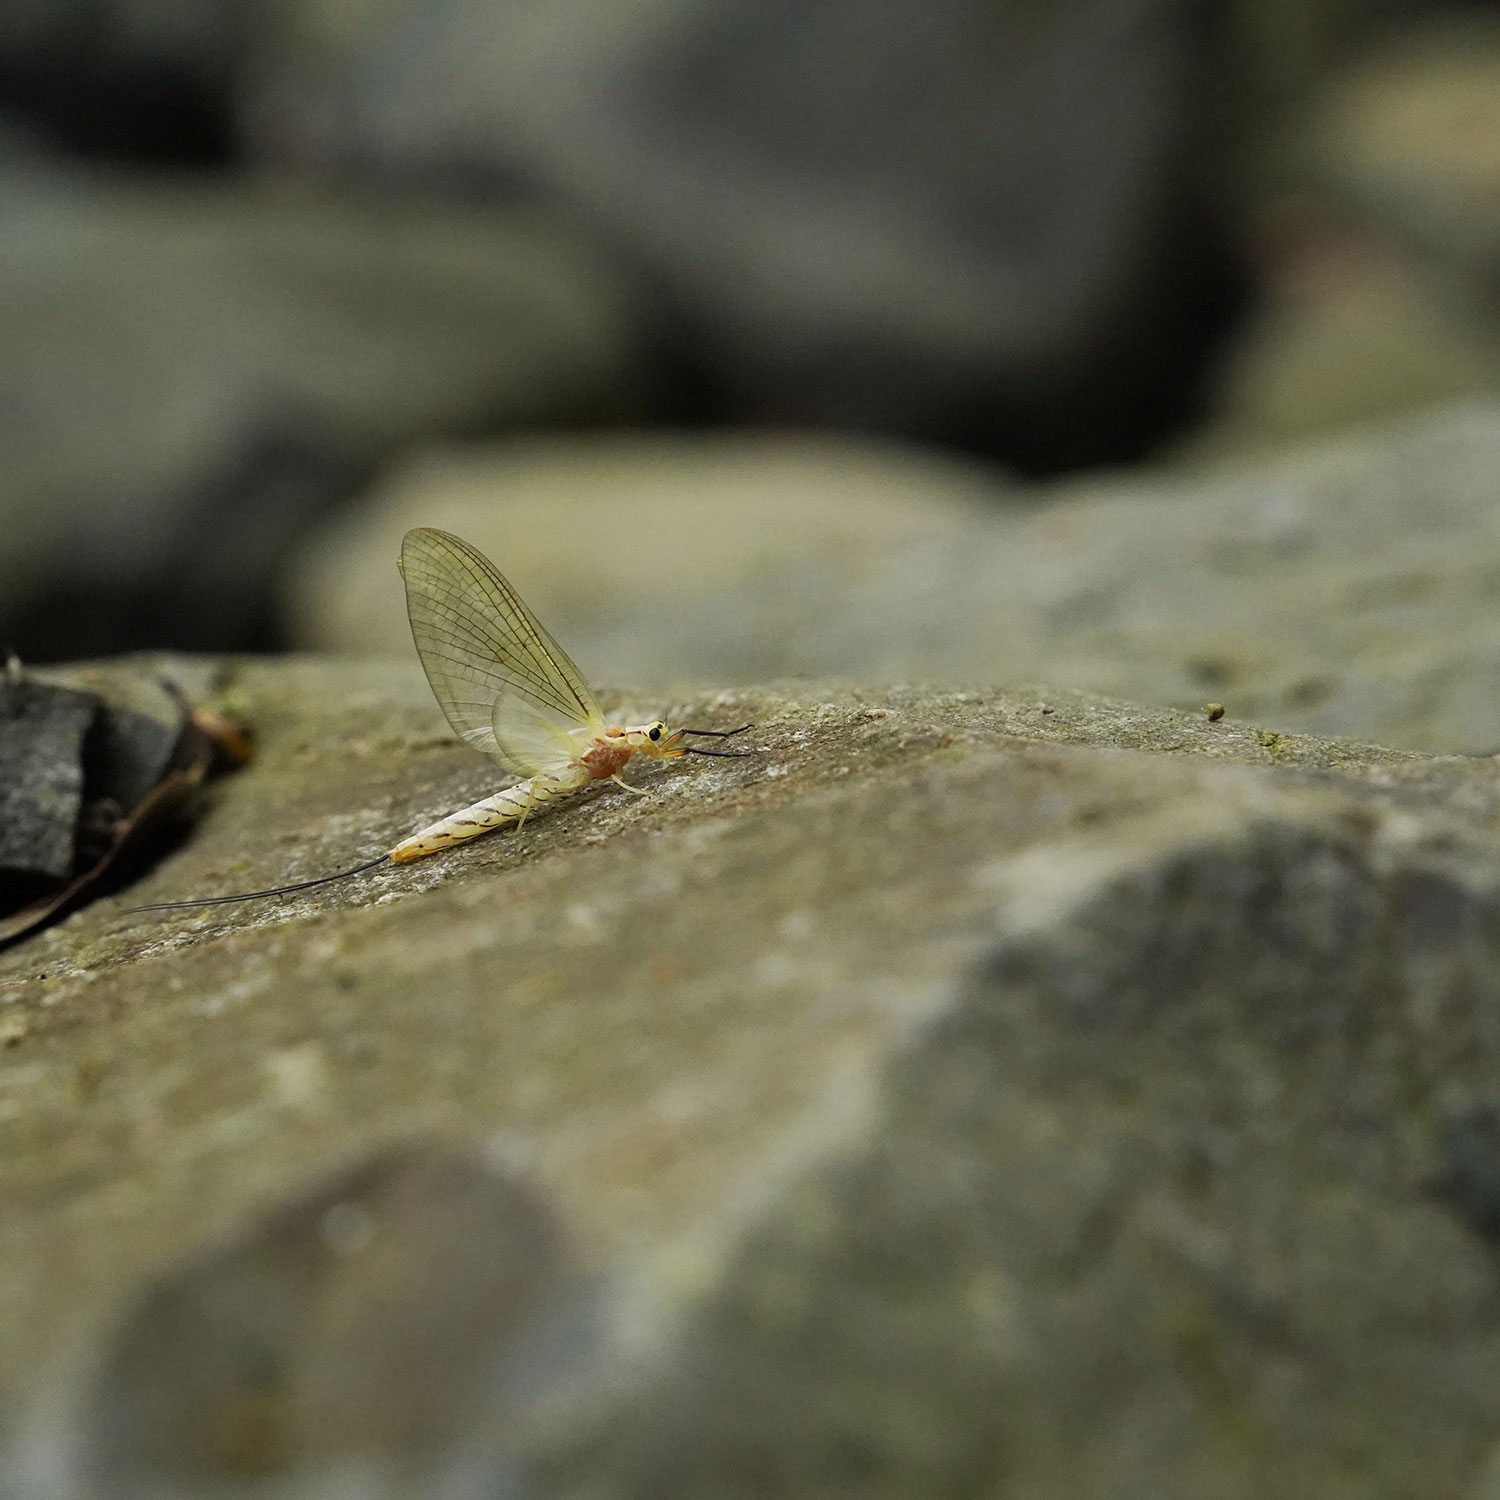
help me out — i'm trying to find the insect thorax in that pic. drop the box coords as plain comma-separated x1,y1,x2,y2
581,739,634,779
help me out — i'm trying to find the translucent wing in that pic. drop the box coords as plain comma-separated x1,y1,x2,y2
491,684,582,778
400,528,603,768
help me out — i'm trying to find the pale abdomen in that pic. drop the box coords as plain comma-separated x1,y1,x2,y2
387,764,593,862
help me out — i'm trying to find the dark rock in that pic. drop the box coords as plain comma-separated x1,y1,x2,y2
0,673,94,883
86,704,192,823
0,1,241,164
0,660,240,945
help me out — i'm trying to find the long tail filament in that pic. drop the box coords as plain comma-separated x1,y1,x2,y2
125,853,391,912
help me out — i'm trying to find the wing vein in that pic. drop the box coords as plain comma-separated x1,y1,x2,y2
400,528,602,772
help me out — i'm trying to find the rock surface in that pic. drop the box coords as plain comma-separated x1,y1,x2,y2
4,658,1500,1495
292,399,1500,757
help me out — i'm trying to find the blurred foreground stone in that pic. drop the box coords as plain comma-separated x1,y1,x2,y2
5,660,1500,1496
294,399,1500,756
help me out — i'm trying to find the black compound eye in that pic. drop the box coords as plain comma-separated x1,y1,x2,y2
648,724,662,741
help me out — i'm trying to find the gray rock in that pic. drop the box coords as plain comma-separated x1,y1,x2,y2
6,659,1500,1495
242,0,1245,468
291,400,1500,756
73,1144,570,1499
0,166,646,660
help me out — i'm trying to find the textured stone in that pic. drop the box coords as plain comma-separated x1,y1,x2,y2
0,675,95,881
5,659,1500,1495
292,401,1500,756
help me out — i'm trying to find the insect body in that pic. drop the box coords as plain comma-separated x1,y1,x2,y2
132,528,750,910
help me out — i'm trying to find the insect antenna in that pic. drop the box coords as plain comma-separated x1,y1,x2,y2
125,853,391,913
679,722,754,737
676,721,755,757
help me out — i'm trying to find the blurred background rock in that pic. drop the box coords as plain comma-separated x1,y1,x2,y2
2,0,1499,752
9,9,1500,1493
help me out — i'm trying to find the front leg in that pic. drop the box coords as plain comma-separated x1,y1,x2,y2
611,774,649,798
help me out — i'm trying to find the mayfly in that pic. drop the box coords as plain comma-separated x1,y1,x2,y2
132,528,752,911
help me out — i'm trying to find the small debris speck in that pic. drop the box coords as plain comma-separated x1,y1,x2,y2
1204,703,1225,722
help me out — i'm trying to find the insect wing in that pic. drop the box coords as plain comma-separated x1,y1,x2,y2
491,684,582,778
400,528,603,767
